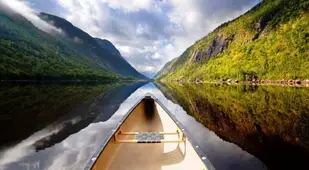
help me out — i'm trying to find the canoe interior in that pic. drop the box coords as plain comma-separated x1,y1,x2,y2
91,97,209,170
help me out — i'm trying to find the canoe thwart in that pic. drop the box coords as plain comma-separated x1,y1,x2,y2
119,131,179,135
115,139,185,143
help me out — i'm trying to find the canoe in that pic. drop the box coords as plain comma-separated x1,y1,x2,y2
85,94,215,170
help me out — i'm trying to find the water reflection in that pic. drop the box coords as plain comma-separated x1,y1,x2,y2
0,82,116,147
156,82,309,170
0,82,146,169
32,82,147,151
3,82,303,170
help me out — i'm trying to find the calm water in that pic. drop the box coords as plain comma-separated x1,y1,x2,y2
0,82,308,170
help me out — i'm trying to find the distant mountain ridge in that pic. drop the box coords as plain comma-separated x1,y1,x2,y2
0,5,146,80
155,0,309,81
0,7,117,80
95,38,121,56
39,12,147,79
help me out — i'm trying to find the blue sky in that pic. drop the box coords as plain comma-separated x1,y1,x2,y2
2,0,260,77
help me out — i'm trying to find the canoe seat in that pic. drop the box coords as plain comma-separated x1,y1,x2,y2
135,132,164,143
114,131,185,143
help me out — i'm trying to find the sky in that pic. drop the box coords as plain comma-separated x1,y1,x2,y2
2,0,260,78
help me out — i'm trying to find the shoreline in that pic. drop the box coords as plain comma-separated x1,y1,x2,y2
159,79,309,87
0,79,148,85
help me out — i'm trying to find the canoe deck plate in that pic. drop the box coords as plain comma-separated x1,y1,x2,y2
135,132,164,143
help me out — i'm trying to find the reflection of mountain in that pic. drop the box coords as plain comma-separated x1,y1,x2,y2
33,82,147,151
0,83,117,147
155,82,309,170
93,82,149,122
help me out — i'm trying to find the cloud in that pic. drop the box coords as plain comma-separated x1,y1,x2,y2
102,0,154,12
73,36,83,44
8,0,259,77
0,0,63,34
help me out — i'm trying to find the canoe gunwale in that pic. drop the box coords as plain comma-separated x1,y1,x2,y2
84,96,144,170
84,93,216,170
154,94,216,170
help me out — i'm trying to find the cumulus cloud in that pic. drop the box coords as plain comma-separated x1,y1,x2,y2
7,0,259,77
0,0,63,34
102,0,154,12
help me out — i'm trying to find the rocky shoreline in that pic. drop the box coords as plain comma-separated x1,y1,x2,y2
168,78,309,86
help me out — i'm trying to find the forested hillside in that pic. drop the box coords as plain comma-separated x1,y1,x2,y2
0,8,120,80
0,7,146,80
155,0,309,82
39,13,147,80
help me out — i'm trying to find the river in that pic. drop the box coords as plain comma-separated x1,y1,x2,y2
0,82,308,170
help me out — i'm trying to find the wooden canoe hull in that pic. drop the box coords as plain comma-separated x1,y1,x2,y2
85,94,215,170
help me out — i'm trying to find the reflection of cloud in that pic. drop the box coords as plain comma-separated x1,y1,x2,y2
45,93,144,170
0,0,63,34
45,123,114,170
0,127,62,168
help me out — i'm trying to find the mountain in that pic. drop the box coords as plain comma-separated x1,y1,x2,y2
155,57,178,79
0,4,146,80
95,38,121,56
39,13,147,80
155,0,309,82
0,6,120,81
